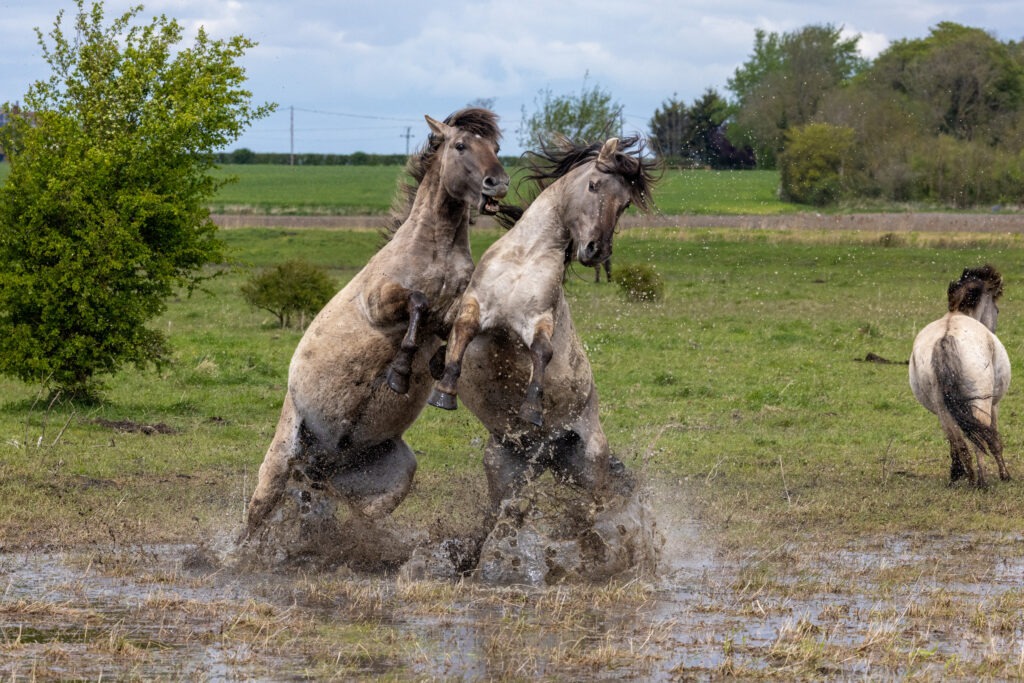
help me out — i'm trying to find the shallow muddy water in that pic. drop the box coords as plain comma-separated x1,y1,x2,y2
2,515,1023,679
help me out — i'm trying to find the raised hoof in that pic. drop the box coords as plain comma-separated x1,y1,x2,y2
386,367,410,394
428,388,458,411
517,403,544,427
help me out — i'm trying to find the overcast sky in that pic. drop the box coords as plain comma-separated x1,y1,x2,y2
1,1,1022,156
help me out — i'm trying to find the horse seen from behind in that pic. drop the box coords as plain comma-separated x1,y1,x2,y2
242,109,508,541
427,135,657,510
909,265,1011,487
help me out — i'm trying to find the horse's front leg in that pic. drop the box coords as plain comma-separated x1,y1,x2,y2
518,318,554,427
384,288,429,395
428,296,480,410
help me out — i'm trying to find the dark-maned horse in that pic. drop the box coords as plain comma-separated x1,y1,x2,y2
427,135,657,509
243,109,508,538
909,265,1011,487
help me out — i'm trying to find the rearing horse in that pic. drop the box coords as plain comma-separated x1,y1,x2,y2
909,265,1011,487
427,136,657,509
243,109,508,537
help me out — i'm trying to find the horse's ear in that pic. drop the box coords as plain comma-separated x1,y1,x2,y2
425,115,454,139
598,137,620,164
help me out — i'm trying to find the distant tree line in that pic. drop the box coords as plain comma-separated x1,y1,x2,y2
214,149,524,167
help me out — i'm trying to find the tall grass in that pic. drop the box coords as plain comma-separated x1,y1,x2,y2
0,226,1021,550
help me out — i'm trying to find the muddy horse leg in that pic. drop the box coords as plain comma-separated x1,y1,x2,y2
483,434,538,513
428,296,480,411
518,319,554,427
243,392,302,539
386,289,429,394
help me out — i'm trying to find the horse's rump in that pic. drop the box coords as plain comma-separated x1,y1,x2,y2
931,334,999,454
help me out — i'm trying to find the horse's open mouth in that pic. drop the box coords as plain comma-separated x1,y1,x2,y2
480,195,501,215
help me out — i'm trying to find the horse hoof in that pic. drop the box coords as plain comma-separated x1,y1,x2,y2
518,404,544,427
386,368,409,394
428,388,458,411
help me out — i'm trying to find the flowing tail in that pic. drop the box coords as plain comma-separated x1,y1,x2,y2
932,335,1000,455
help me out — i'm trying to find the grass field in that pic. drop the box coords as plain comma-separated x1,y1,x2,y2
1,225,1022,548
1,161,798,215
2,226,1024,678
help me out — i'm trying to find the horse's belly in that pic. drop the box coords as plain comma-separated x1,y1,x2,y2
458,330,592,435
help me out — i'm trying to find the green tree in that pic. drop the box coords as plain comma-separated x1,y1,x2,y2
0,0,274,398
519,74,622,150
241,260,337,329
727,24,866,167
648,95,688,166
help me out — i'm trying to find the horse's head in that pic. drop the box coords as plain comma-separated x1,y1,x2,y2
948,264,1004,332
425,109,509,215
541,136,657,268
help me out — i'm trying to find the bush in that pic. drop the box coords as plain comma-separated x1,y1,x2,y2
615,263,664,302
241,260,337,328
0,1,272,398
778,123,855,206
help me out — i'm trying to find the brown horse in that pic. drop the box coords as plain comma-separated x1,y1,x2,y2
427,136,657,509
243,109,508,538
909,265,1011,487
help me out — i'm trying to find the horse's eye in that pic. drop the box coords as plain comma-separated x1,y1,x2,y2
454,141,466,152
588,180,598,192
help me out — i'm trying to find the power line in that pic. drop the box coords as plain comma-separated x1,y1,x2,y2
292,106,419,123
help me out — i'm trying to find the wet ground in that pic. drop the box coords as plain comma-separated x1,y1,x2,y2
3,492,1023,680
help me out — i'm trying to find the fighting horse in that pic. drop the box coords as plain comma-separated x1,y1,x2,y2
427,135,657,509
909,265,1011,487
243,109,508,537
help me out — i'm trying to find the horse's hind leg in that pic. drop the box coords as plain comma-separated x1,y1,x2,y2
385,288,429,395
990,406,1011,481
428,296,480,411
940,412,974,484
244,392,303,539
329,438,417,518
518,319,554,427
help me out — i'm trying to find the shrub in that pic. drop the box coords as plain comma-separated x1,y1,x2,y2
615,263,664,302
778,123,855,206
241,260,337,328
0,1,272,398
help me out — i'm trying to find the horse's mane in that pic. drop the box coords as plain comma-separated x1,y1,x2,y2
382,108,503,243
521,134,658,212
947,264,1003,313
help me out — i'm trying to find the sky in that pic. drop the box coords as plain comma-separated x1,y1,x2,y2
1,1,1022,157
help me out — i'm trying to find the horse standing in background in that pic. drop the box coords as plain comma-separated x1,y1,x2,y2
909,265,1011,487
242,109,508,539
427,135,657,510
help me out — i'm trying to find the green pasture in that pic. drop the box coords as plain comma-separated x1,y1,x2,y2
0,162,797,215
1,226,1022,551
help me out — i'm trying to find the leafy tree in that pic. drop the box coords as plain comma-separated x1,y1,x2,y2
867,23,1024,144
648,95,688,165
727,24,866,167
241,260,337,329
0,0,274,398
519,74,622,150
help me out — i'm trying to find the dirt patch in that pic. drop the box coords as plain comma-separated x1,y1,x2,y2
212,211,1024,233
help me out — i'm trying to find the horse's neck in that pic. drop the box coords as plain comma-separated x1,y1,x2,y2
508,192,571,269
399,172,470,249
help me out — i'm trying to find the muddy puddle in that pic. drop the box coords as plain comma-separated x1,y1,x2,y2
3,497,1024,679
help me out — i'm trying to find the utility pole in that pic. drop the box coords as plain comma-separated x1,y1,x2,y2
289,106,295,166
401,126,413,155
